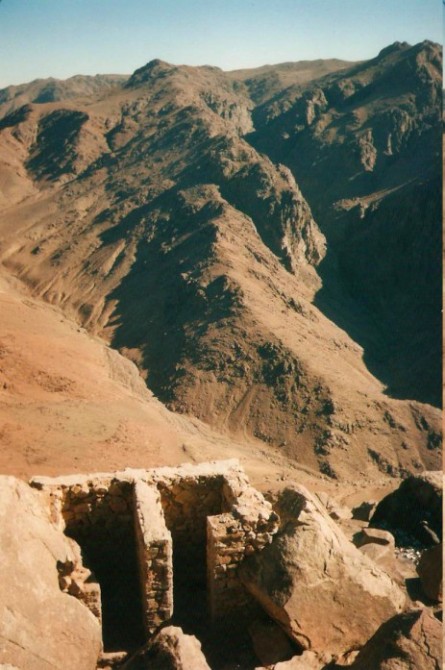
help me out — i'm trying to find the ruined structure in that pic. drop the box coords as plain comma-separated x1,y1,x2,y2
30,460,280,660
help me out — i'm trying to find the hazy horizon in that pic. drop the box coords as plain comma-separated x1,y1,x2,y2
0,0,442,89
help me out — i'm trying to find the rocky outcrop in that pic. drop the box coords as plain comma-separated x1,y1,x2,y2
417,544,443,602
0,476,102,670
349,609,442,670
122,626,211,670
239,485,406,657
370,471,442,546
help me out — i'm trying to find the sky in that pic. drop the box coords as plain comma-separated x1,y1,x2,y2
0,0,442,88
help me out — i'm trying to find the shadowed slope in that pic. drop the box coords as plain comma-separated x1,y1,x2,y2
249,41,442,406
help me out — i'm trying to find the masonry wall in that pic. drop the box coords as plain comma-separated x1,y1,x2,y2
133,481,173,633
62,478,134,535
207,476,280,622
31,460,281,654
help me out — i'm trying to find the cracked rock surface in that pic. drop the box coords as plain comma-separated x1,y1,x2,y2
350,609,442,670
239,484,406,656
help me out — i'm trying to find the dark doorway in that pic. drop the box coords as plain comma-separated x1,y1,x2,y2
169,534,259,670
65,510,146,653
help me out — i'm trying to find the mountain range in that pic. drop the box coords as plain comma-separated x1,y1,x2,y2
0,40,441,485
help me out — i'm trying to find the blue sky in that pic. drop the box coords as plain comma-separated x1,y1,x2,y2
0,0,442,87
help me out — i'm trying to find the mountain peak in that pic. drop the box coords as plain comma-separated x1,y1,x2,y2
126,59,174,87
377,41,411,60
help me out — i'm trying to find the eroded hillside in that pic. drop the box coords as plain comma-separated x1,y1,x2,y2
0,43,441,482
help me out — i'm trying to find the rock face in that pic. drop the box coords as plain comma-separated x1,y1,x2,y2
0,476,102,670
123,626,211,670
417,544,443,602
239,485,406,656
370,471,442,546
349,609,442,670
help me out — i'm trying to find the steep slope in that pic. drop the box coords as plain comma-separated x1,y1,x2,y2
0,49,441,482
1,271,317,487
249,40,442,406
0,271,201,478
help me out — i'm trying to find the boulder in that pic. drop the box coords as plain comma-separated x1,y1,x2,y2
122,626,211,670
370,471,442,546
255,651,322,669
357,542,398,577
239,485,406,657
417,543,443,602
352,501,377,521
97,651,128,669
315,492,351,520
350,609,442,670
354,527,395,549
249,618,298,666
354,527,397,571
0,476,102,670
273,652,322,669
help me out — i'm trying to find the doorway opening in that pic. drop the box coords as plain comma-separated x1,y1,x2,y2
156,475,259,669
63,482,146,653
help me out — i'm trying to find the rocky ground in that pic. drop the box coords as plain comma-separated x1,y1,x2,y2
0,468,442,670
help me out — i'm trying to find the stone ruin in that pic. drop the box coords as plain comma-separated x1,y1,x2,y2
30,460,280,660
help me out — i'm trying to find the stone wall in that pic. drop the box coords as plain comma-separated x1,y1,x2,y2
133,481,173,633
207,473,280,622
30,460,280,655
57,538,103,625
150,475,220,587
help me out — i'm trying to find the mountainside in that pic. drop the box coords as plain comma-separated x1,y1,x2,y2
0,43,441,483
250,40,442,406
1,273,324,489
